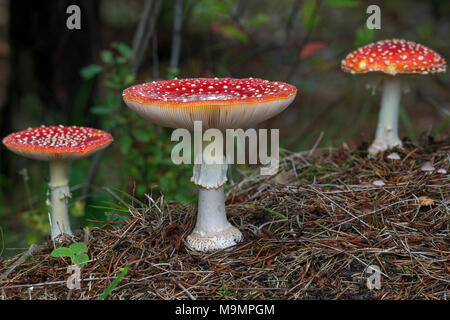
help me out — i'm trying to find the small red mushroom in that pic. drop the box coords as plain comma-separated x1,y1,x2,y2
2,125,113,239
123,78,297,252
341,39,446,154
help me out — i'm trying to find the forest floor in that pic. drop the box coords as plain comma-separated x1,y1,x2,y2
0,135,449,300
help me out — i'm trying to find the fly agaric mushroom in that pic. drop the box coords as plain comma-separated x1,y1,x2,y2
341,39,446,155
123,78,297,252
2,125,113,239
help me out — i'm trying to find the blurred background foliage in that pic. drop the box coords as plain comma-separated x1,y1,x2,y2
0,0,448,256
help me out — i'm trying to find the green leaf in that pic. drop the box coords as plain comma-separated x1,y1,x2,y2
101,50,114,64
137,185,146,195
80,64,103,80
133,129,151,142
242,13,270,28
79,253,89,264
120,135,133,154
301,0,320,31
166,67,179,79
107,92,121,108
209,0,230,14
354,26,375,48
124,74,135,85
324,0,358,7
159,176,171,190
91,105,111,115
70,199,85,218
112,42,133,59
105,80,122,90
50,247,74,258
73,253,89,266
218,24,248,43
69,242,87,255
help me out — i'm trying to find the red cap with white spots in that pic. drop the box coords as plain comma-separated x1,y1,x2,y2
123,78,297,130
2,125,114,161
341,39,446,75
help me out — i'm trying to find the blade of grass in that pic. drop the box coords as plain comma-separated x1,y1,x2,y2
88,205,130,213
399,106,416,142
99,200,129,211
98,266,130,300
107,185,146,207
264,207,288,220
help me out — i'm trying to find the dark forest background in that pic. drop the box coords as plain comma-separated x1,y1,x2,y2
0,0,448,255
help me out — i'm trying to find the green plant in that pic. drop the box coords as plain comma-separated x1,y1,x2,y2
50,242,89,267
90,200,131,224
20,181,52,243
98,265,130,300
16,168,48,241
216,278,231,297
264,207,288,220
354,26,375,48
396,265,412,274
399,106,416,143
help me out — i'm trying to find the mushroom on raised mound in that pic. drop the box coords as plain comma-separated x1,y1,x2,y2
341,39,446,155
2,125,113,239
123,78,297,252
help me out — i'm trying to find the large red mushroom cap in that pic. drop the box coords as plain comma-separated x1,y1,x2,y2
2,125,113,161
341,39,446,75
123,78,297,130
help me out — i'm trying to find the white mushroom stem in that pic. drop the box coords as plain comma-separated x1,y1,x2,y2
48,160,72,239
368,78,403,155
187,148,242,252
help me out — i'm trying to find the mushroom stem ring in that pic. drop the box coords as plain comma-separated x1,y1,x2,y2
368,78,402,155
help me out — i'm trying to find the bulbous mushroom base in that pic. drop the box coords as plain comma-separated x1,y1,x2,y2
186,185,243,252
368,139,402,155
186,224,243,252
